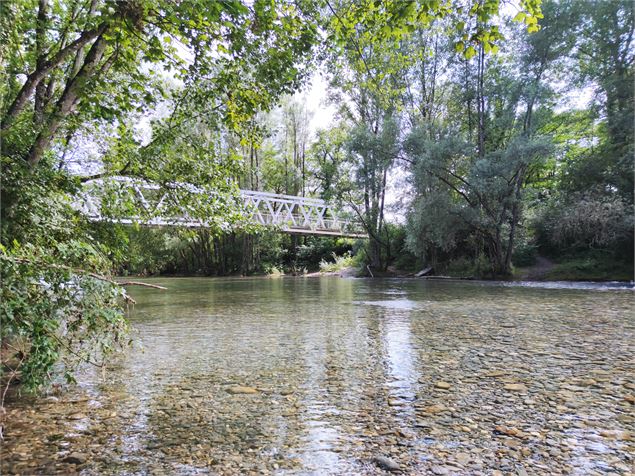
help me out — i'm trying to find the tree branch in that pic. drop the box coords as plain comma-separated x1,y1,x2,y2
10,257,167,299
27,32,109,167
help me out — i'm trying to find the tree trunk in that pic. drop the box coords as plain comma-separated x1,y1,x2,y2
477,43,486,160
1,23,107,130
241,234,253,275
369,238,383,271
34,0,49,125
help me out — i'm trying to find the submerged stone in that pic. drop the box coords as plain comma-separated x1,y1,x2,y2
373,455,400,472
63,452,88,464
504,384,527,392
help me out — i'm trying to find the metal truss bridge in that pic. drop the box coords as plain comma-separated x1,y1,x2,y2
75,178,365,238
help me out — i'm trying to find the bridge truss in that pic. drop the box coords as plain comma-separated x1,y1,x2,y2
75,178,365,238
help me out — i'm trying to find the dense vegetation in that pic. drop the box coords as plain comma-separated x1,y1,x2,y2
1,0,631,391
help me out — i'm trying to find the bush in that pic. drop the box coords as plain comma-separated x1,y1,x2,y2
1,241,130,393
545,253,634,281
319,252,355,272
1,158,130,393
512,242,538,267
536,192,634,253
296,237,354,271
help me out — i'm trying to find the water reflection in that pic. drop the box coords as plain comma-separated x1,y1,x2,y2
380,307,418,409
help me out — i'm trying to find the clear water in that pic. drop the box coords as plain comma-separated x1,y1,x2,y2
3,277,634,475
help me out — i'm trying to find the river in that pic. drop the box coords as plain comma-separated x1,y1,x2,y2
3,277,634,475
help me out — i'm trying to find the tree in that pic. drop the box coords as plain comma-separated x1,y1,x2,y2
308,127,349,201
322,0,544,272
572,0,634,201
403,5,571,276
2,0,319,163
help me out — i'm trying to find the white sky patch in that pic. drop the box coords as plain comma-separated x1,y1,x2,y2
556,84,596,112
299,72,337,137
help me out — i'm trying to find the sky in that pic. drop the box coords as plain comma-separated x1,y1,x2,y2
302,73,337,136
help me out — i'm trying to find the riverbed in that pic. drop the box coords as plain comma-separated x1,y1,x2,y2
2,277,634,475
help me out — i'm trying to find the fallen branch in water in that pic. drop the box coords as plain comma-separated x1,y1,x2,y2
117,281,167,290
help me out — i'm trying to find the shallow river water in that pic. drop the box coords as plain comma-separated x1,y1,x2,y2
2,277,634,475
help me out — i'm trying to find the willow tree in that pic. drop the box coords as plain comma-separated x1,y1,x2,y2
323,0,544,272
404,1,573,277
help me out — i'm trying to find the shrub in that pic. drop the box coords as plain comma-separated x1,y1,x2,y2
1,158,130,393
536,191,634,253
1,242,130,393
319,252,355,272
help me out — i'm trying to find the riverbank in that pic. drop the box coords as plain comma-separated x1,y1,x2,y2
120,267,634,285
515,255,633,282
308,262,633,284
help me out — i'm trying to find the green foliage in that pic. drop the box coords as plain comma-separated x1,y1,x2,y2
545,253,634,282
0,158,129,392
406,128,553,276
297,237,354,272
396,0,632,277
406,191,468,258
1,243,129,392
89,223,184,276
512,242,538,268
1,0,320,161
573,0,634,200
92,223,355,277
385,224,418,272
309,127,350,201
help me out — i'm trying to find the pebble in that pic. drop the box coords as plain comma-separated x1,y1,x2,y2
62,452,88,464
420,404,447,414
68,413,87,420
454,452,470,465
431,465,450,475
504,384,528,392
